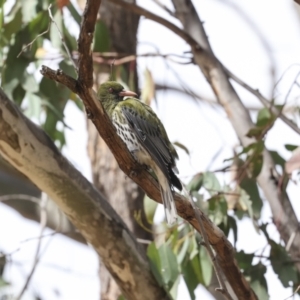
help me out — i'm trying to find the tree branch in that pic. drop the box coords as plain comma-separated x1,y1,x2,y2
0,87,169,300
225,67,300,135
77,0,101,87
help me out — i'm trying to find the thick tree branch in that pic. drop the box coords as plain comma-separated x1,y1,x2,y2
0,88,168,300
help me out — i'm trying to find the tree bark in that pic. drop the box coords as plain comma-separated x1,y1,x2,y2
0,155,85,243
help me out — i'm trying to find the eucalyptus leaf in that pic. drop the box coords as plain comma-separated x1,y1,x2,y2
21,0,38,23
93,20,110,52
182,259,198,300
269,240,298,287
202,172,222,195
147,242,164,286
199,247,212,286
158,243,179,286
144,195,157,224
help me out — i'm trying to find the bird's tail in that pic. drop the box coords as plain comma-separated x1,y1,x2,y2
160,182,177,226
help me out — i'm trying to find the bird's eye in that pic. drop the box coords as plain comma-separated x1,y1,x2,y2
108,87,113,93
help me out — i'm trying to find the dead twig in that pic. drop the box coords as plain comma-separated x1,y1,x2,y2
15,193,48,300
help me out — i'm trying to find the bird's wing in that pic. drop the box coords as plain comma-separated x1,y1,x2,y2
117,99,174,182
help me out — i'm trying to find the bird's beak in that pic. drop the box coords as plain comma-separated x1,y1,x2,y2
119,90,138,98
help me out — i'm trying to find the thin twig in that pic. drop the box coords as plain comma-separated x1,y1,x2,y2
92,51,193,65
47,4,78,72
17,23,51,58
151,0,176,17
283,285,300,300
225,66,300,135
283,71,300,105
16,193,48,300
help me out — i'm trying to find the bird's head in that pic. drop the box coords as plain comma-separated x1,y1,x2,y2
98,81,137,103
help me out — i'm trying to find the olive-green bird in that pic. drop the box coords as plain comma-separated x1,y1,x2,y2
98,81,182,225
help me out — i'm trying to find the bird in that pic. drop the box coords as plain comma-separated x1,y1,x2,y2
98,81,182,225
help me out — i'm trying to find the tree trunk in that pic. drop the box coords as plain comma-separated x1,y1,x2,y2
87,1,152,299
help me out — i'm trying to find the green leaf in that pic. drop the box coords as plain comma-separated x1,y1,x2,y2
240,177,262,219
28,11,49,38
251,280,269,300
257,107,273,127
202,172,221,195
67,1,81,25
219,215,238,245
176,234,190,265
269,150,285,169
12,84,26,105
39,75,70,140
269,241,298,287
188,235,198,259
21,73,39,93
190,253,203,283
235,250,254,270
24,92,41,119
208,195,227,225
199,247,212,286
173,141,190,156
169,276,180,300
187,173,203,192
182,260,198,300
147,242,164,286
50,9,63,49
93,20,110,52
238,188,254,221
141,68,155,105
3,32,30,84
244,263,268,299
144,195,157,224
158,244,179,287
285,144,298,152
249,152,263,178
63,24,77,54
1,78,19,100
59,59,77,79
3,7,22,39
21,0,38,23
246,127,264,138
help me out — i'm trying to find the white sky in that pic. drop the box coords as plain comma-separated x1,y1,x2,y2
1,0,300,299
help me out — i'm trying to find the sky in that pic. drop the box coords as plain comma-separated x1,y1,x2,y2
1,0,300,299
